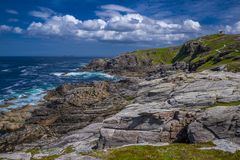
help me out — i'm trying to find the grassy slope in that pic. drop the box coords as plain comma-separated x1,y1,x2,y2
191,34,240,72
86,143,240,160
129,34,240,72
129,47,180,65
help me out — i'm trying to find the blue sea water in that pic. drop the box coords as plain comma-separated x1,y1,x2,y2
0,57,115,111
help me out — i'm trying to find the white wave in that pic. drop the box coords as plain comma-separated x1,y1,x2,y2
18,66,26,69
53,71,116,79
21,69,27,73
0,88,46,112
1,69,11,72
52,72,65,76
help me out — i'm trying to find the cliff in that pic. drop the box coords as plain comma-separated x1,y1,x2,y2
82,34,240,76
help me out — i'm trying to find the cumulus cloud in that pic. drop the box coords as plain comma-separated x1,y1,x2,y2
0,25,23,34
27,5,202,44
6,9,18,15
0,25,12,32
183,19,201,31
13,27,23,34
225,21,240,33
29,7,56,19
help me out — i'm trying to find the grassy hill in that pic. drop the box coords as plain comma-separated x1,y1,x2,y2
129,47,180,65
128,34,240,72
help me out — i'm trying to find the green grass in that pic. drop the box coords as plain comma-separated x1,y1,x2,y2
130,47,180,65
202,101,240,110
25,148,40,155
63,146,74,154
172,34,240,72
32,154,61,160
214,101,240,106
27,146,75,160
226,61,240,72
85,143,240,160
126,34,240,72
124,95,135,101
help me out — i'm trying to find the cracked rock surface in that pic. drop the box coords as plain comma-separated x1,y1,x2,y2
0,71,240,159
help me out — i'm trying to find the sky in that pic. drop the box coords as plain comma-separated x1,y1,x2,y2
0,0,240,57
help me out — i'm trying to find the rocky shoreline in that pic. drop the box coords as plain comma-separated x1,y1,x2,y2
0,34,240,160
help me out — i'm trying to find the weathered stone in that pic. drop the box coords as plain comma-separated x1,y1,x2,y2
188,122,215,143
0,152,31,160
188,106,240,144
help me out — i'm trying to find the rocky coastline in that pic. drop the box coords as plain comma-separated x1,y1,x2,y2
0,34,240,160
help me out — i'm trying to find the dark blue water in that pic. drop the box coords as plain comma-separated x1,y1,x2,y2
0,57,115,111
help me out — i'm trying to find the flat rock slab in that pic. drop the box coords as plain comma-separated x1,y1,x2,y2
200,139,240,153
0,152,31,160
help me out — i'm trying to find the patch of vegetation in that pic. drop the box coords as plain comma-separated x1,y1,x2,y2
214,101,240,106
226,61,240,72
202,101,240,110
85,143,240,160
28,146,75,160
32,154,61,160
63,146,74,154
124,95,135,101
130,47,180,65
25,148,40,155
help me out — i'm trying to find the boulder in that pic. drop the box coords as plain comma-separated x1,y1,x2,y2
188,106,240,143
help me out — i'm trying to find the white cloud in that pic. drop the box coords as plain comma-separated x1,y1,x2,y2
27,5,202,44
29,7,56,19
183,19,201,31
0,25,12,32
13,27,23,34
81,19,106,30
6,9,18,15
224,21,240,34
100,4,135,13
96,4,135,18
235,21,240,32
0,25,23,34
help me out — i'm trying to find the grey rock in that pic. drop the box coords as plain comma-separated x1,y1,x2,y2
99,102,196,148
187,121,215,143
200,139,240,153
188,106,240,144
0,152,31,160
49,123,103,152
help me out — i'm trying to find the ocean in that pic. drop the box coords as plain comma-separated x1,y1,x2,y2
0,57,116,112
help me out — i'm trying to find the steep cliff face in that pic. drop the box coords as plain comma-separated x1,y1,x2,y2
82,47,180,77
83,34,240,75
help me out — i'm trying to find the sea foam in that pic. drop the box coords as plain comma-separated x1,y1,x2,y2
52,71,115,79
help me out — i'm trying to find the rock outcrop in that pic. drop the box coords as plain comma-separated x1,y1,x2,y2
0,80,138,152
188,106,240,143
96,71,240,148
99,103,196,148
1,70,240,155
81,54,152,77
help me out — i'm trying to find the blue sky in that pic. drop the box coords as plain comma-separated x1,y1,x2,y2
0,0,240,57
